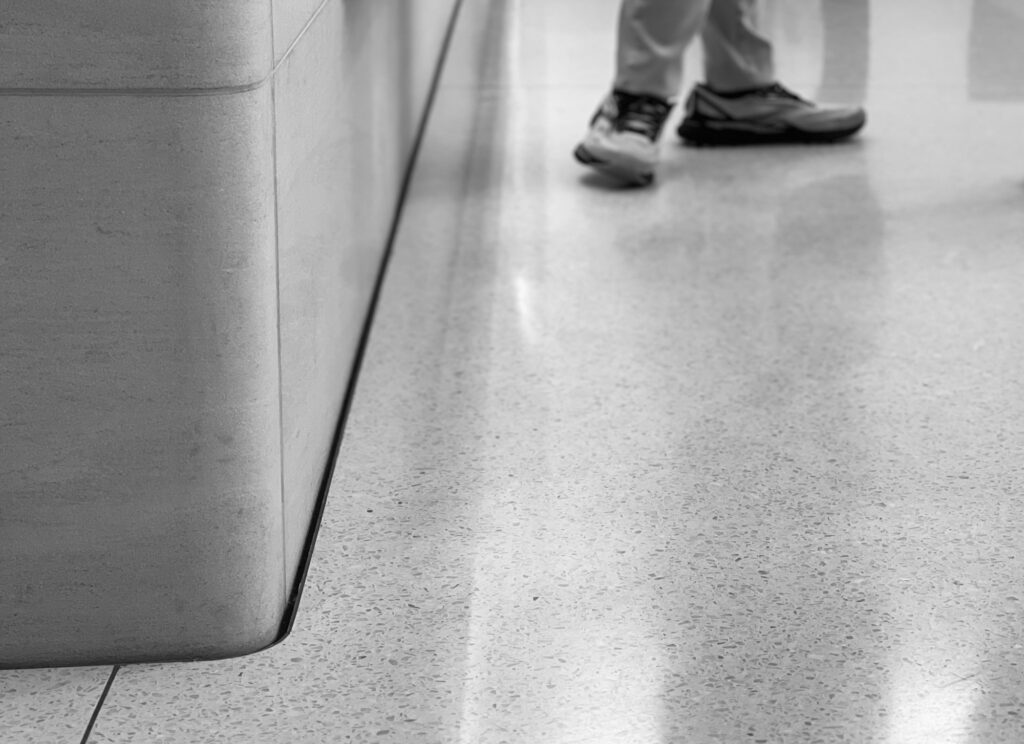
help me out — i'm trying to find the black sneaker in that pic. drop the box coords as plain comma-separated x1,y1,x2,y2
574,90,673,186
677,83,866,145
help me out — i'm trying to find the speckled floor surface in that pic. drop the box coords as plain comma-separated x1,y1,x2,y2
6,0,1024,741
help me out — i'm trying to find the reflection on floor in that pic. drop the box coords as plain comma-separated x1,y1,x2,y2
5,0,1024,741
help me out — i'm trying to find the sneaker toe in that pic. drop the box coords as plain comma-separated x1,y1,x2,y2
575,131,656,186
787,105,866,136
582,130,657,170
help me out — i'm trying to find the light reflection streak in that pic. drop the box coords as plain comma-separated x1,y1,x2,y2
885,640,982,743
459,3,665,736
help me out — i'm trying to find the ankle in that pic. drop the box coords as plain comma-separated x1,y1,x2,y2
612,88,673,106
703,82,777,98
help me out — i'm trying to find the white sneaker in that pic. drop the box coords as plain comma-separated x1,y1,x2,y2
574,90,673,186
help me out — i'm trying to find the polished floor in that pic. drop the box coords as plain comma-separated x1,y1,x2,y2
6,0,1024,741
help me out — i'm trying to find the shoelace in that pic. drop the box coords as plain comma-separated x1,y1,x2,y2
616,95,671,139
752,83,807,104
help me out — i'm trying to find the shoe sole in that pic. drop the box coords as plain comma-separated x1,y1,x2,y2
678,117,865,146
573,144,654,187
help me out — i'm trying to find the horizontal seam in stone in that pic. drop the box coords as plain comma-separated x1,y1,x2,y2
0,81,267,97
0,0,334,98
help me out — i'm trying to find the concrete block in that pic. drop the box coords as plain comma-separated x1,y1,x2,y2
0,90,283,666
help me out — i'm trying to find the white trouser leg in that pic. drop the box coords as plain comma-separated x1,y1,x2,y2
701,0,775,91
613,0,774,100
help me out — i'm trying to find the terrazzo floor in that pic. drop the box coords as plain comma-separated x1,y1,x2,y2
5,0,1024,741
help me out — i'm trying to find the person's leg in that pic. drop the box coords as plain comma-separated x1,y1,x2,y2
615,0,713,101
575,0,712,186
677,0,866,145
700,0,774,91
